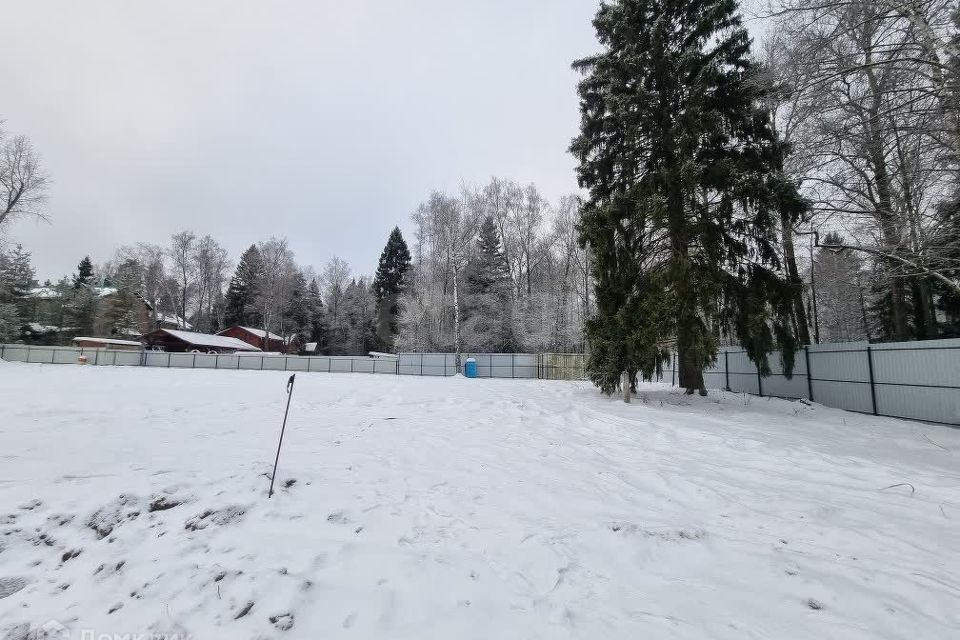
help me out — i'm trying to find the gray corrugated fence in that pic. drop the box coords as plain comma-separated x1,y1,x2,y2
664,339,960,425
0,346,585,380
3,341,957,424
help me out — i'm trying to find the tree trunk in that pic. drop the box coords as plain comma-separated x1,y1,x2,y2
677,340,705,395
781,211,811,345
864,65,909,341
621,370,631,403
453,268,461,370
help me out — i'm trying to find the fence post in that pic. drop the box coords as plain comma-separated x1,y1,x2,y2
261,355,264,371
307,358,312,373
670,352,675,387
420,354,423,376
192,353,197,369
512,353,515,379
1,344,5,361
757,359,763,397
350,358,354,373
284,357,288,371
804,346,813,401
724,351,730,391
866,345,878,415
167,353,172,368
113,351,118,366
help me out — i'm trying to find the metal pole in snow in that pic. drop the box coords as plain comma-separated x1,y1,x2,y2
268,374,297,499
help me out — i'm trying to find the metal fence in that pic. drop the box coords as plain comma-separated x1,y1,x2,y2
0,346,588,380
663,339,960,426
4,341,957,425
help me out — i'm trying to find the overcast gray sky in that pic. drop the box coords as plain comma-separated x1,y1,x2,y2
1,1,604,281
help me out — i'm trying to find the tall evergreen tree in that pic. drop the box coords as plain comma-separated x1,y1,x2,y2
73,256,94,289
224,245,262,327
572,0,804,395
463,216,516,351
372,227,412,349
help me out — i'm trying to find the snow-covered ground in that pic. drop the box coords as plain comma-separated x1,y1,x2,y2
1,362,958,640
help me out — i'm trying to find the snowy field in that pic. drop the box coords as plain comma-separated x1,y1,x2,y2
1,362,958,640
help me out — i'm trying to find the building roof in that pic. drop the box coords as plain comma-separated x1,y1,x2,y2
237,326,285,341
72,337,143,347
150,329,261,351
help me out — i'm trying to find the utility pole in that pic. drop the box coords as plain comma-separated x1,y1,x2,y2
809,235,821,344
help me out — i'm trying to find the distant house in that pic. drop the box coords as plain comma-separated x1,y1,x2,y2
301,342,319,355
217,326,298,354
141,328,262,353
72,337,143,351
24,286,153,341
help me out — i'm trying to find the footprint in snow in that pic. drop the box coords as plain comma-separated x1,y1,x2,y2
270,613,295,631
0,576,27,599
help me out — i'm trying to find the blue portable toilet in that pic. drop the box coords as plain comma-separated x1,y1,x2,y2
464,357,477,378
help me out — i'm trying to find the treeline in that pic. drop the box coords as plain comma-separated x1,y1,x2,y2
766,0,960,342
397,178,588,354
1,177,588,355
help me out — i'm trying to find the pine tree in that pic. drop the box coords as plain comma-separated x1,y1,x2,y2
224,245,262,327
73,256,94,289
372,227,412,350
572,0,804,395
463,216,516,351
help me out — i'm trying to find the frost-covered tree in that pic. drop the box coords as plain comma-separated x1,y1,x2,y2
104,258,144,337
322,256,352,352
0,126,49,229
462,216,515,351
812,233,871,343
304,277,329,353
0,244,35,341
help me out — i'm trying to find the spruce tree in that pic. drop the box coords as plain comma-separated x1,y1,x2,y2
372,227,412,349
73,256,94,289
224,245,262,327
572,0,804,395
